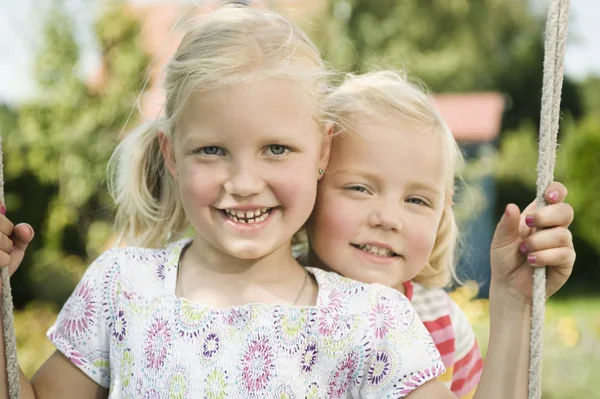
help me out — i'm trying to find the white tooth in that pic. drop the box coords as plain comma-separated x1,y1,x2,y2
246,211,255,218
248,218,255,224
240,219,246,224
233,216,239,222
261,208,267,213
377,247,386,256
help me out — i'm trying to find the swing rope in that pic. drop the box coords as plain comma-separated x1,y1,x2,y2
529,0,570,398
0,1,571,398
0,136,20,399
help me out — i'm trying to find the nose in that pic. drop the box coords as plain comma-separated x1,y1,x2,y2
223,159,266,197
368,200,402,231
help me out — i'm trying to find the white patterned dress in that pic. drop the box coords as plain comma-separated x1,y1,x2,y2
47,239,445,398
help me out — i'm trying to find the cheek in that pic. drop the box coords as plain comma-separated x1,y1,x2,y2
268,157,320,211
179,165,222,206
407,215,440,258
310,189,364,249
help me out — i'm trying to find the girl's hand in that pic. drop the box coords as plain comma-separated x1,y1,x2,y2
489,182,575,302
0,203,35,279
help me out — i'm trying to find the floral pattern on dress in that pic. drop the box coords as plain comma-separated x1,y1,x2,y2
144,314,172,370
60,280,97,338
47,239,445,397
240,333,275,393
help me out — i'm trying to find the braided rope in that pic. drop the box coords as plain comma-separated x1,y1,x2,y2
0,136,20,399
529,0,570,398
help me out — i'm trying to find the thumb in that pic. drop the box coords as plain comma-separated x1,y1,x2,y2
492,204,521,248
8,223,34,275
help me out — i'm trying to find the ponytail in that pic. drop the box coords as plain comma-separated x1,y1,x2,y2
107,122,188,248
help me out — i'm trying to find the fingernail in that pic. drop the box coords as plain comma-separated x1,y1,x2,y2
527,254,537,265
548,190,559,202
525,216,535,227
520,242,529,254
0,205,5,215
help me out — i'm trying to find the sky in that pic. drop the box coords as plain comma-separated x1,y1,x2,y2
0,0,598,104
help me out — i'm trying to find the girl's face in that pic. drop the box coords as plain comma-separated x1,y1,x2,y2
163,78,329,262
308,116,447,291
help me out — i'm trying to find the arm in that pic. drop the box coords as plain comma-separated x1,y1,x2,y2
0,318,107,399
31,351,108,399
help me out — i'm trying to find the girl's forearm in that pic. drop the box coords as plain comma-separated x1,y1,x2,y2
473,283,531,399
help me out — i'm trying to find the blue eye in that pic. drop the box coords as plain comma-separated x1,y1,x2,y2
268,145,289,155
197,146,225,156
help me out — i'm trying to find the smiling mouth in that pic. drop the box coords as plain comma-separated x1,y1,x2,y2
351,243,400,258
220,207,274,224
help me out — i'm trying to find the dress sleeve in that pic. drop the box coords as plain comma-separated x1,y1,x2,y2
447,296,483,398
46,248,121,388
358,288,446,398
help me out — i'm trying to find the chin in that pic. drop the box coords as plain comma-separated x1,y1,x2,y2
225,244,272,260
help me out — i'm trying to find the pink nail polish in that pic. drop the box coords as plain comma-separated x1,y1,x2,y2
0,205,5,215
520,242,529,254
527,254,537,265
525,216,535,227
548,190,559,201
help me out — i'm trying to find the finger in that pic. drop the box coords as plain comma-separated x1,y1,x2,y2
0,213,14,236
525,247,576,269
545,182,568,204
492,204,522,248
12,223,35,250
519,227,573,255
525,203,574,229
0,233,13,254
7,224,34,275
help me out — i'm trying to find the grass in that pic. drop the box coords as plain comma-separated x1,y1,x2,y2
13,291,600,397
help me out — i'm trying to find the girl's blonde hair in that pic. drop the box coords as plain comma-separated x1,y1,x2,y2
321,70,465,288
108,5,330,248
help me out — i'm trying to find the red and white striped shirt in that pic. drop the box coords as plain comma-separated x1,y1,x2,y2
404,280,483,398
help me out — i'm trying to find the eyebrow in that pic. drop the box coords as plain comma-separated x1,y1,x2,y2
407,181,443,195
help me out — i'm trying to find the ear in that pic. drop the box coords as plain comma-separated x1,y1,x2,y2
317,122,334,180
159,132,178,179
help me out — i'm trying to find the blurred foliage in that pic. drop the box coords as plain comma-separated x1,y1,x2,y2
3,0,148,307
309,0,583,132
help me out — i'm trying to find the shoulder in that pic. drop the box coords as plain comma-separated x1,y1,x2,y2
409,282,455,322
309,267,412,314
90,239,188,295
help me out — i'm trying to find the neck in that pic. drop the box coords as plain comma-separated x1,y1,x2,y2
187,236,299,281
179,235,310,307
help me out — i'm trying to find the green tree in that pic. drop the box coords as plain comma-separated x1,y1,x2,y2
4,1,148,307
310,0,582,130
